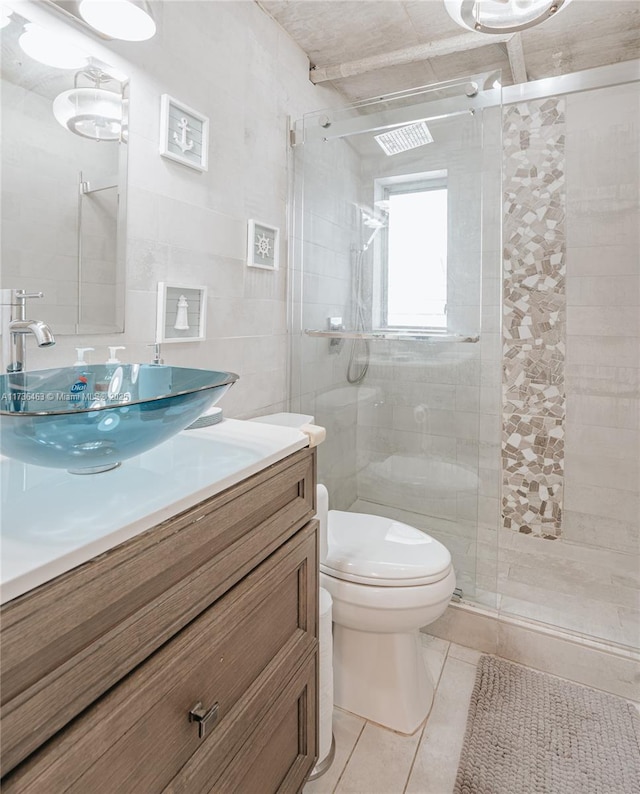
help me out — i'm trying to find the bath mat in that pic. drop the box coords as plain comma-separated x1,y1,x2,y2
454,656,640,794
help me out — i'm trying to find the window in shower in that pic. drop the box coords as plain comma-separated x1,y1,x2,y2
377,173,448,330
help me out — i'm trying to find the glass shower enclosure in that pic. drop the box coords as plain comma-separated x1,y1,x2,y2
289,73,503,606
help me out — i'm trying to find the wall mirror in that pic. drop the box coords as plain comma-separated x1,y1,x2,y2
1,5,128,335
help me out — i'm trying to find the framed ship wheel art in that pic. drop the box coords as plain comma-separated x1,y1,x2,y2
247,219,279,270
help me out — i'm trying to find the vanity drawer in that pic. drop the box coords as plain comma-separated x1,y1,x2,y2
2,522,318,793
168,649,317,794
1,447,316,774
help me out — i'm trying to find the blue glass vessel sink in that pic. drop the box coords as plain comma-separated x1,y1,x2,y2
0,365,238,473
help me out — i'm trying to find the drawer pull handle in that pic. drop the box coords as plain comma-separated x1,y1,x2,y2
188,701,220,739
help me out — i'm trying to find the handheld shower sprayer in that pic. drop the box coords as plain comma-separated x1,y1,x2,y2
358,204,388,251
364,225,383,251
345,203,389,385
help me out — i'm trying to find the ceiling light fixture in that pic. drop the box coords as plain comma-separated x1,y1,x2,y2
18,21,89,69
444,0,573,34
78,0,156,42
53,70,124,141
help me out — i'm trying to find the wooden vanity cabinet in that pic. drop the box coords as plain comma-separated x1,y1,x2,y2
0,447,318,793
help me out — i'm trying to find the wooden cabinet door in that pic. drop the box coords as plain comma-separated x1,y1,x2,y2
202,650,317,794
2,523,318,793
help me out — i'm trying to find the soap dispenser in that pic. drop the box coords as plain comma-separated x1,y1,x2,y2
74,347,94,366
106,346,125,369
96,346,125,395
139,344,171,399
71,348,95,403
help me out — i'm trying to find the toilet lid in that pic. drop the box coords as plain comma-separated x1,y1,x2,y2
322,510,452,586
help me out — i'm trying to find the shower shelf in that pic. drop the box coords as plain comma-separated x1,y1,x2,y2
304,329,479,343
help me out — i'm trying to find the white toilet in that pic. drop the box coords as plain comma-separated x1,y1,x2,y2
250,413,456,735
316,484,456,735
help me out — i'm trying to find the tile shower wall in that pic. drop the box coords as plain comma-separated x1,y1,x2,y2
349,109,502,600
355,114,484,518
21,0,342,419
564,83,639,556
291,104,503,591
290,135,363,510
496,84,639,648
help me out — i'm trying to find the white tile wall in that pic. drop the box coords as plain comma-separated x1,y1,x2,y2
289,113,364,509
561,84,639,644
291,94,502,585
14,0,342,421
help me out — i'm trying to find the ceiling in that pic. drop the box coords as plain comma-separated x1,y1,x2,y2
260,0,640,101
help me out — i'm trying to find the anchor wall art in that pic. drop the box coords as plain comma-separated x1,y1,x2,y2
159,94,209,172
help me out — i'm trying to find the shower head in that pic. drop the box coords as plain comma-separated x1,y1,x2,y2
362,213,385,230
374,120,434,156
363,217,386,250
359,205,387,228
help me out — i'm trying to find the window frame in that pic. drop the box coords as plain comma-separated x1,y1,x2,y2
374,171,449,332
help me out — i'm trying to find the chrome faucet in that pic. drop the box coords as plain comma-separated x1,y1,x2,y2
1,289,56,373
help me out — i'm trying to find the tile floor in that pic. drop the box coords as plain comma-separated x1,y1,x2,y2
304,635,481,794
305,634,640,794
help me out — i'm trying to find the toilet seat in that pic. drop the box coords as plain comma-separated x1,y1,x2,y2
322,510,452,587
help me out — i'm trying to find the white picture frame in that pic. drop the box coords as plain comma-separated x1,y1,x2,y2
159,94,209,172
156,283,207,343
247,219,279,270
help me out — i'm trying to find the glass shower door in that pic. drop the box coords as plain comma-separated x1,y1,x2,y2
290,74,502,606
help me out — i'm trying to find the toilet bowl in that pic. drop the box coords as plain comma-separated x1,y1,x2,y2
317,488,456,734
249,413,456,735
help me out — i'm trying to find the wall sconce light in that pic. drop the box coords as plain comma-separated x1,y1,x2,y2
77,0,156,41
53,69,124,141
444,0,573,34
18,21,90,69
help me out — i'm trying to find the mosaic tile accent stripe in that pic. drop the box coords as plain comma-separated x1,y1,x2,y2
503,415,564,537
502,99,566,538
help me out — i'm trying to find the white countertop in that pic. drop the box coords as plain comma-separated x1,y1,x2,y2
0,419,308,605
